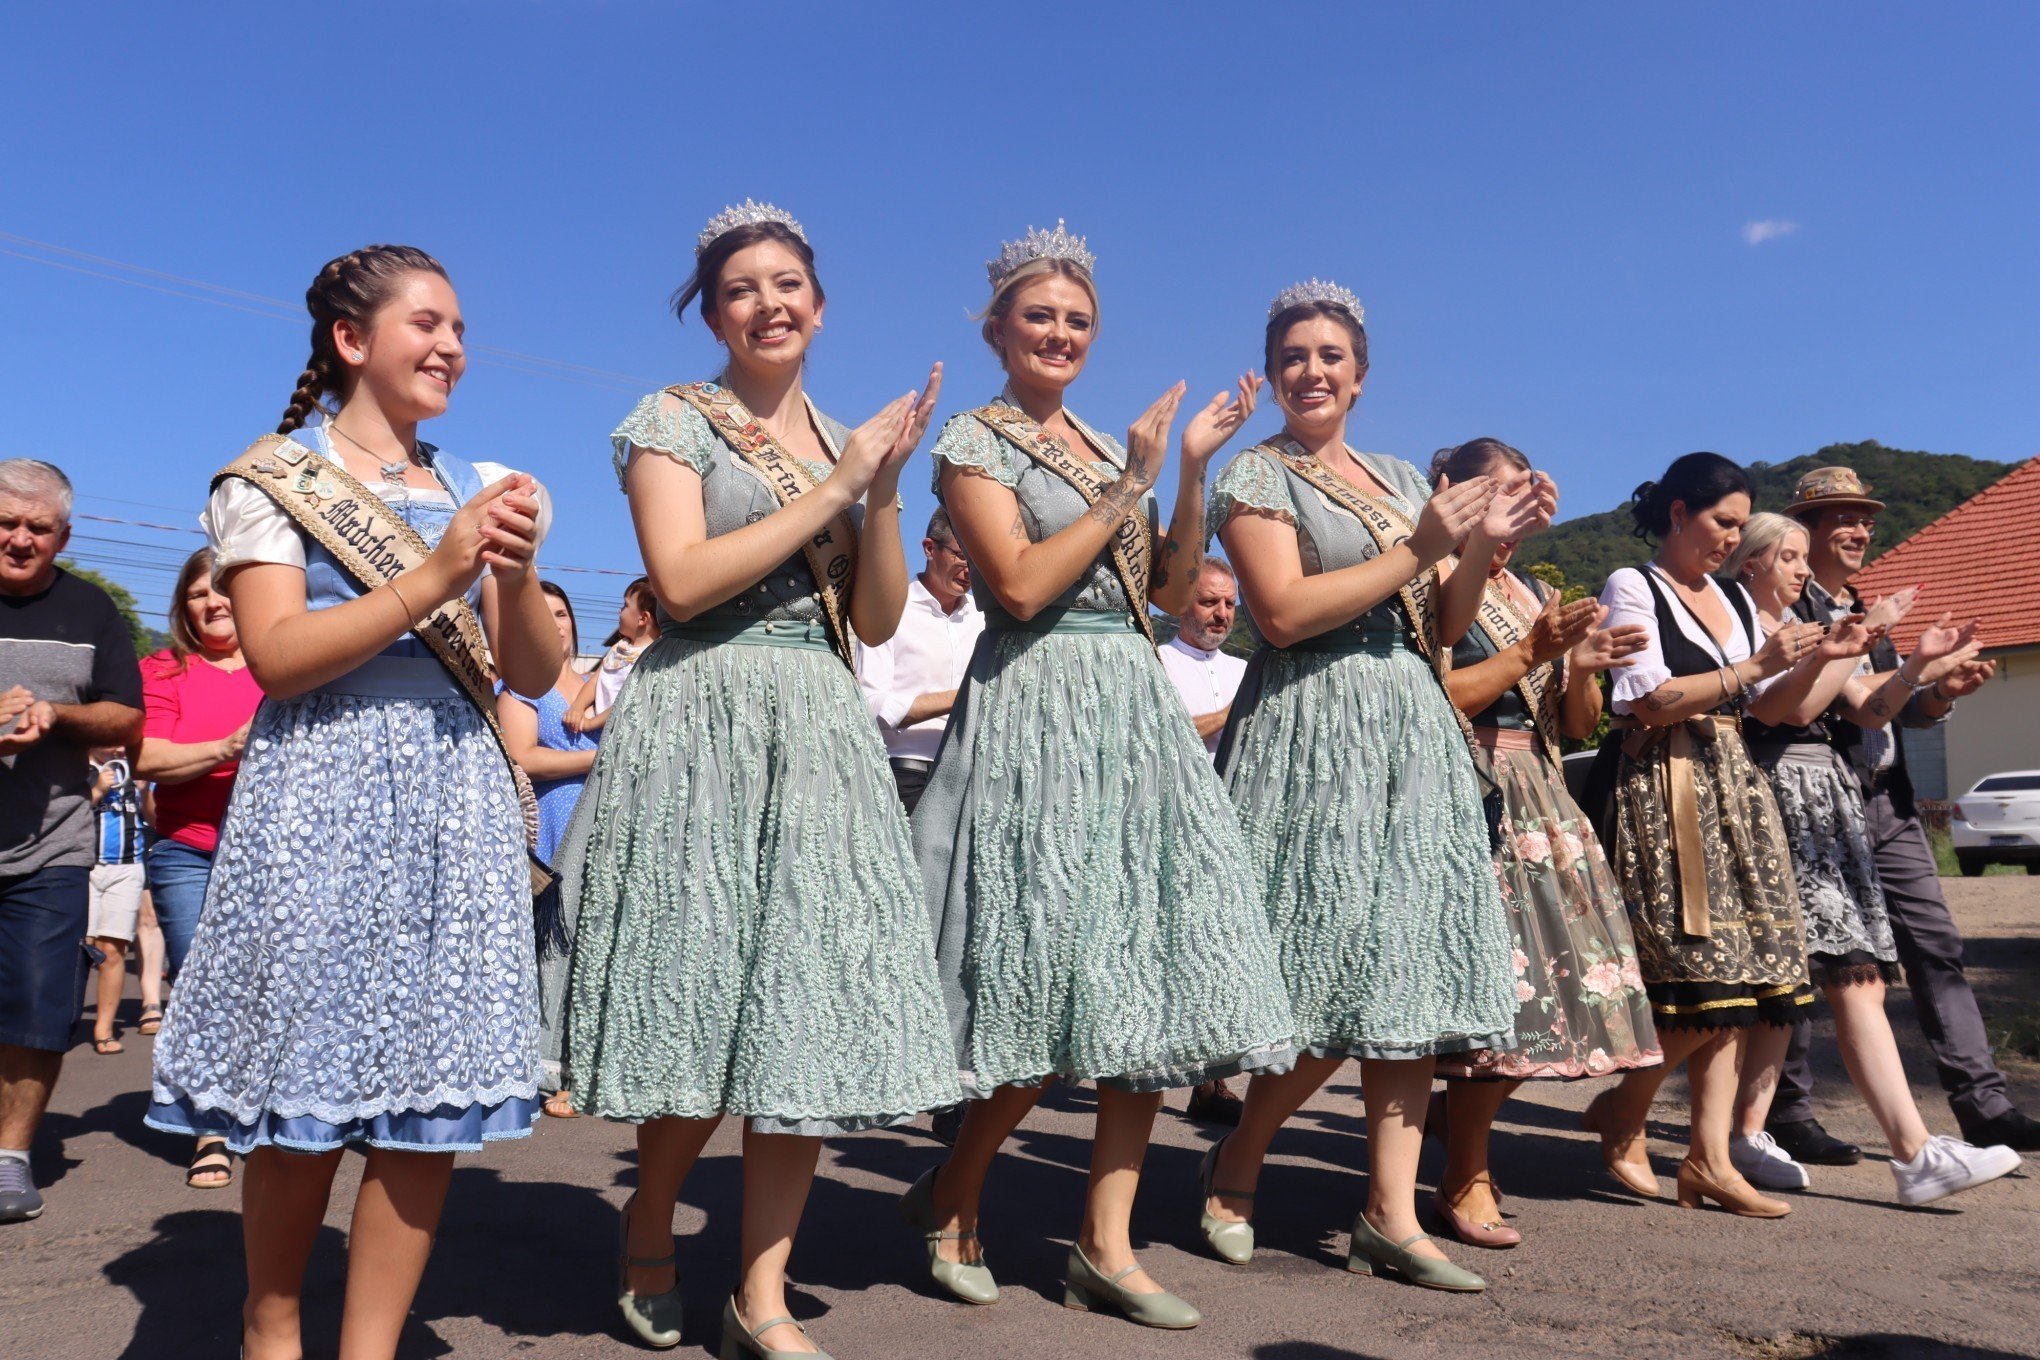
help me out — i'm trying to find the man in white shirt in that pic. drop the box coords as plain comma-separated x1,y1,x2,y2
857,509,983,815
1157,559,1247,755
1157,558,1250,1123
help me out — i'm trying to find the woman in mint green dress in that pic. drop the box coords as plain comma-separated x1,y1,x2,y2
1197,282,1516,1294
901,225,1296,1332
554,203,956,1359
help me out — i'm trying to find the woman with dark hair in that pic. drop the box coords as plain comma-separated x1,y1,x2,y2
567,576,657,734
498,579,600,1119
1580,452,1820,1218
147,245,561,1360
1198,285,1520,1294
134,547,264,1190
557,202,956,1357
904,223,1292,1331
1425,438,1661,1249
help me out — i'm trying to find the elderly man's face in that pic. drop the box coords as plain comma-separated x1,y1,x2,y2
0,493,68,594
1179,567,1237,650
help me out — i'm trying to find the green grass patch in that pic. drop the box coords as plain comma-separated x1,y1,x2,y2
1928,827,2025,877
1991,1009,2040,1065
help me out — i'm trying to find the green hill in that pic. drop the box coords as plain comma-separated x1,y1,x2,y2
1517,440,2014,597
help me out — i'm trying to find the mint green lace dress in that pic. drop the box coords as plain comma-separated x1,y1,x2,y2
912,401,1297,1097
1209,447,1515,1059
553,389,960,1134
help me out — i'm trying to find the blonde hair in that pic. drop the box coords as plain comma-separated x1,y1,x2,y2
1721,511,1806,583
977,258,1100,365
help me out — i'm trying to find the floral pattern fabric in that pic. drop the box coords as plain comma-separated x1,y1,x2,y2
147,691,541,1152
1756,745,1900,987
1437,738,1661,1081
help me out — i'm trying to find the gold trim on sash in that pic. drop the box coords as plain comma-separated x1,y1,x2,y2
967,402,1157,647
1469,572,1564,766
1618,713,1741,939
665,382,861,669
214,434,553,896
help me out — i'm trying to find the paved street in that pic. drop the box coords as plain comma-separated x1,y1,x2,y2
5,878,2035,1360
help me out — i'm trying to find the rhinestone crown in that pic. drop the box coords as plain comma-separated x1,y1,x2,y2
987,219,1097,288
1268,277,1364,322
697,199,808,256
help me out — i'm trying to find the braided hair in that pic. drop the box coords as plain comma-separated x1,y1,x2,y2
278,245,448,434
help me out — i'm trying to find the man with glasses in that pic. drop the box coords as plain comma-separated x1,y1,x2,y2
856,508,983,814
0,459,146,1223
1766,467,2038,1163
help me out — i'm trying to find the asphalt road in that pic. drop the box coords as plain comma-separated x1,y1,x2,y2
5,879,2036,1360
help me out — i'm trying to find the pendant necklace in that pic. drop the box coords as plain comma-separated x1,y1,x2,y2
328,418,416,485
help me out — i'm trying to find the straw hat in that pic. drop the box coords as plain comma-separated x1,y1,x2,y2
1783,466,1886,520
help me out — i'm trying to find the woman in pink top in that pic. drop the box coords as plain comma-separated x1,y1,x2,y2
136,547,263,1189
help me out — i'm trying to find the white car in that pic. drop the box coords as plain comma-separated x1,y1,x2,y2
1949,771,2040,876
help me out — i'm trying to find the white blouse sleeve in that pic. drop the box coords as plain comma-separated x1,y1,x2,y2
470,461,554,550
203,479,307,573
1600,567,1670,713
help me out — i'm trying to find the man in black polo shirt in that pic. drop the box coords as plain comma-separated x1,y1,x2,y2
0,459,146,1223
1765,467,2038,1163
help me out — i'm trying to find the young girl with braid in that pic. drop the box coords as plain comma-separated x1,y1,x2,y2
147,245,561,1360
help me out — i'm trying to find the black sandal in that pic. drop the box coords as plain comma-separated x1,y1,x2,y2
137,1007,163,1036
186,1140,234,1190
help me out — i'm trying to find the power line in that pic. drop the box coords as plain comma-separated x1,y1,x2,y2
0,230,665,393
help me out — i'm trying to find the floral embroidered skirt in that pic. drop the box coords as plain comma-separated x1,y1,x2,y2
914,615,1297,1097
555,624,960,1134
1217,638,1516,1060
1754,743,1901,989
147,692,542,1154
1609,719,1813,1031
1437,729,1661,1081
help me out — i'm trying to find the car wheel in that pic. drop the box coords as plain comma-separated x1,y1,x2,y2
1957,853,1986,877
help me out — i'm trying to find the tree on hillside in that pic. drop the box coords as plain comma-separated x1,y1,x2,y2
1517,442,2011,595
61,561,161,658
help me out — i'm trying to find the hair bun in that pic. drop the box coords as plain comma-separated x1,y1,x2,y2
1630,479,1658,505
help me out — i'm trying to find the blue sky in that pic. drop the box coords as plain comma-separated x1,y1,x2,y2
6,3,2036,635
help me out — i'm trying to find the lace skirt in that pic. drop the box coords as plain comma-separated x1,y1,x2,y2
556,625,959,1134
1754,744,1901,988
1437,729,1662,1081
147,692,541,1153
1218,639,1516,1060
914,615,1298,1097
1610,720,1813,1031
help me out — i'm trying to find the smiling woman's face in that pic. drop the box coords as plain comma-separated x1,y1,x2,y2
336,271,466,422
994,272,1095,391
1273,315,1363,435
709,239,822,377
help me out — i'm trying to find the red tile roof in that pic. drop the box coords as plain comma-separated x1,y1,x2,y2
1851,455,2040,653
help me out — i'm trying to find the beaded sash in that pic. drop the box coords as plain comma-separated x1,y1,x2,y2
968,401,1156,647
214,434,552,896
665,381,860,668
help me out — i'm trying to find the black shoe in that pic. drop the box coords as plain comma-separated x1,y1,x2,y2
1185,1079,1245,1126
1958,1107,2040,1153
1764,1117,1862,1166
928,1104,965,1146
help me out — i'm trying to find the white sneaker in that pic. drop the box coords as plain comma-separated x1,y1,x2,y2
1891,1135,2022,1207
1729,1131,1810,1190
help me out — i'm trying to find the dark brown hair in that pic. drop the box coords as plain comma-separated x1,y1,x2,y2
670,222,824,326
1429,437,1532,489
1263,301,1369,383
279,245,449,434
165,547,222,671
539,579,580,656
1629,452,1753,541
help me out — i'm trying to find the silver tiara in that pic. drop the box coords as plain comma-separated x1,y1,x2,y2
1268,277,1364,321
986,219,1096,288
696,199,808,255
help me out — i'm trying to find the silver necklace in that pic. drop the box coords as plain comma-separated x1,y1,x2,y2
328,419,417,484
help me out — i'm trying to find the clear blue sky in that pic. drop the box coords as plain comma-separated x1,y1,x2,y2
6,3,2036,635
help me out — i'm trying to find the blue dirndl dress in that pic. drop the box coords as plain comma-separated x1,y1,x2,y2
147,427,542,1153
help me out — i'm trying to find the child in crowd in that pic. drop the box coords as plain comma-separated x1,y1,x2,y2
566,575,656,734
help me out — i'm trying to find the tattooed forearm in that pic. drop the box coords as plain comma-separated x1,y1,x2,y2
1643,688,1684,711
1087,477,1145,527
1868,691,1893,717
